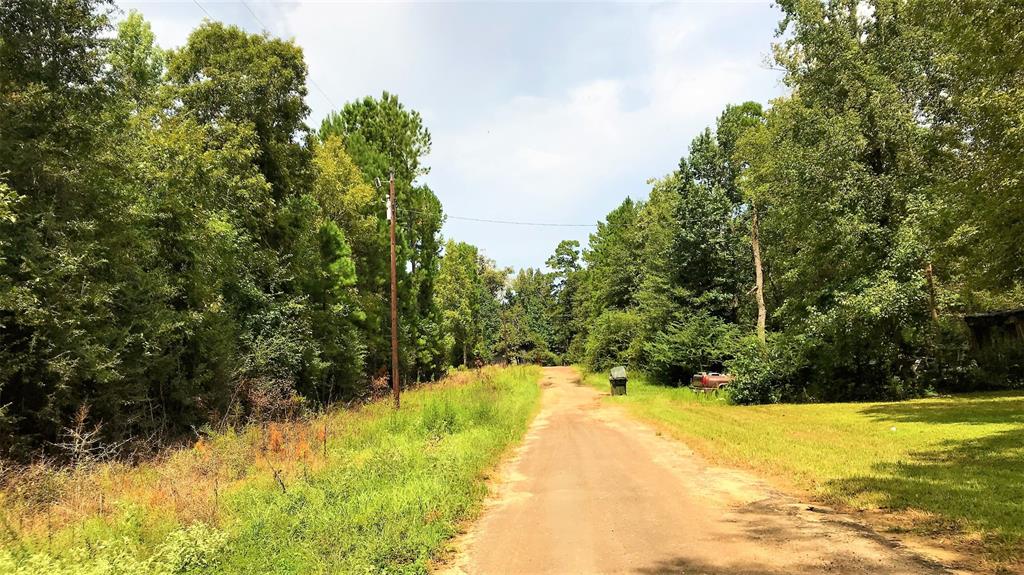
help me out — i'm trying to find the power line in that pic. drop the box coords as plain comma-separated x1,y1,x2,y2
397,206,597,228
446,214,597,228
190,0,337,110
191,0,213,19
238,0,338,110
239,0,264,28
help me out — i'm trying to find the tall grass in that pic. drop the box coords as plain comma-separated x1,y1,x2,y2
583,370,1024,565
0,366,541,574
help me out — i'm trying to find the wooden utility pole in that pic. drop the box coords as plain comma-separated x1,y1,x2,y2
388,173,400,409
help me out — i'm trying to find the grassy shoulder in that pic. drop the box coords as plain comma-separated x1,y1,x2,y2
1,365,541,575
583,369,1024,564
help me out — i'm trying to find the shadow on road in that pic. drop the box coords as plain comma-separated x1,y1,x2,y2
633,550,943,575
631,497,949,574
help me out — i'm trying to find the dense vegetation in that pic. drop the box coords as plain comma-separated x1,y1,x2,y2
1,366,541,574
3,0,1024,457
0,2,535,459
518,1,1024,402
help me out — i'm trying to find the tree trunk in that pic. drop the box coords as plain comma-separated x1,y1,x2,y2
463,340,468,367
752,206,767,344
925,262,939,322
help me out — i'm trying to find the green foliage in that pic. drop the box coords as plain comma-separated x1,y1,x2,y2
474,256,511,363
320,92,445,383
109,11,164,104
545,240,583,359
1,0,156,452
726,334,810,404
566,1,1024,403
645,313,741,387
0,6,473,456
2,367,541,574
584,309,640,372
583,198,642,313
911,0,1024,296
167,22,311,201
320,92,431,187
1,522,228,575
492,268,556,365
572,104,761,384
436,241,483,366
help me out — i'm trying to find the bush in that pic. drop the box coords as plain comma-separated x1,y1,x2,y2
971,336,1024,390
584,310,640,372
643,313,740,386
520,348,560,366
798,275,931,401
726,333,811,404
565,334,587,365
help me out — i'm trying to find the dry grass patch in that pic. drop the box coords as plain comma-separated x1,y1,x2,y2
1,365,541,574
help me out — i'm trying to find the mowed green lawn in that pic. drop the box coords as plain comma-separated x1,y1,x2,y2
585,372,1024,562
2,366,541,575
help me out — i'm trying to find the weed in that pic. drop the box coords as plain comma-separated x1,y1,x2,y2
0,366,541,574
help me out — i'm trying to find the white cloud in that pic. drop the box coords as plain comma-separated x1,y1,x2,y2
429,3,777,221
116,0,785,269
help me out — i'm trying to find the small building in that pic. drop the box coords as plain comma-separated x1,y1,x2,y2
964,308,1024,349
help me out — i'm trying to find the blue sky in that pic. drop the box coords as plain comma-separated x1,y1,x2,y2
120,0,788,271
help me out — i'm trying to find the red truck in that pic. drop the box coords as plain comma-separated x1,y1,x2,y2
690,372,733,392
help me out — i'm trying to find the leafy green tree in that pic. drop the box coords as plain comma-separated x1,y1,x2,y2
437,240,483,366
311,135,383,290
645,313,740,385
496,268,556,364
320,92,431,187
737,0,935,399
630,104,762,378
546,240,583,359
167,22,311,204
320,93,445,382
109,10,164,105
583,198,643,316
0,0,159,452
476,255,511,363
301,219,364,400
910,0,1024,302
584,310,640,372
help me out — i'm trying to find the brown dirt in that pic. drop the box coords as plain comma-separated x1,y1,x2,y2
437,366,962,575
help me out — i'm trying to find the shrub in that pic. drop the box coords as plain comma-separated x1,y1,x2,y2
643,313,740,386
726,333,811,404
798,275,931,401
584,310,640,372
971,335,1024,390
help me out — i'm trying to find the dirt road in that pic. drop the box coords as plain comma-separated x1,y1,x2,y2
440,366,949,575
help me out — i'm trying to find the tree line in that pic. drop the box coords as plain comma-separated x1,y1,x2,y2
507,0,1024,403
0,1,537,459
3,0,1022,457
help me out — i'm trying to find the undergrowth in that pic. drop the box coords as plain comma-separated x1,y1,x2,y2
0,365,541,574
